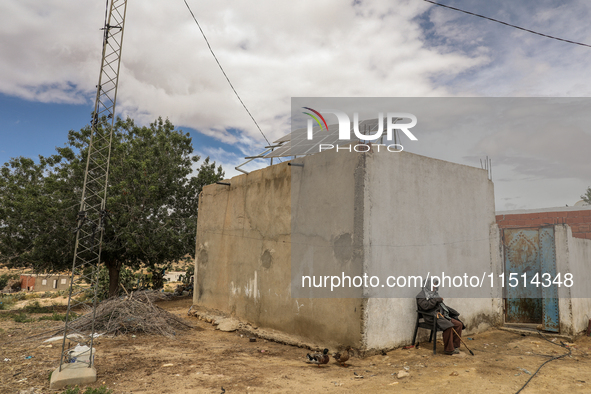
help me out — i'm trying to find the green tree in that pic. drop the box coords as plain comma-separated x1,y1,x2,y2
582,187,591,205
0,117,224,297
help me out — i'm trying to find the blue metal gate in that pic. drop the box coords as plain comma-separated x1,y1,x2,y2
503,227,559,332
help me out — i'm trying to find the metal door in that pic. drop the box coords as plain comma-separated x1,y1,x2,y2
503,227,559,332
539,227,559,332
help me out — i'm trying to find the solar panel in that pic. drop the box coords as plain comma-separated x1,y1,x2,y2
265,118,385,158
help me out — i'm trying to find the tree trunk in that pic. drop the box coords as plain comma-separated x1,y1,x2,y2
106,261,121,298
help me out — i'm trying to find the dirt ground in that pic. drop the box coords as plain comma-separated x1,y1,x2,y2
1,298,591,394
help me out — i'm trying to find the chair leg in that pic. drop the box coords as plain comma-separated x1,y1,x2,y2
412,321,419,346
432,320,438,355
433,335,437,355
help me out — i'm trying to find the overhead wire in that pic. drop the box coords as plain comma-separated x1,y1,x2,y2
423,0,591,49
182,0,271,146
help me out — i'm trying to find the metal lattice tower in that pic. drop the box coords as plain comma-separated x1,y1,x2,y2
59,0,128,371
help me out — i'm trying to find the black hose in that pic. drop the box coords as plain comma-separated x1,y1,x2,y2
514,331,572,394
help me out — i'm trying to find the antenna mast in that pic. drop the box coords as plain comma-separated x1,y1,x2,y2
51,0,128,388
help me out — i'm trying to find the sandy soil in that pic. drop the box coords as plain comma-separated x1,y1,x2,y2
1,298,591,393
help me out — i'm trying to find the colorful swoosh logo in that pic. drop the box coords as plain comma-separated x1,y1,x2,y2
302,107,329,132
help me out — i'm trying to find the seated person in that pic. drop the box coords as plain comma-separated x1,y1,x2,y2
416,278,465,355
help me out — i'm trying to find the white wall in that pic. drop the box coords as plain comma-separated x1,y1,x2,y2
362,151,501,350
554,225,591,335
568,229,591,334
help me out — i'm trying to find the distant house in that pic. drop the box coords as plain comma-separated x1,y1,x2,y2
496,204,591,240
164,271,185,283
20,274,70,292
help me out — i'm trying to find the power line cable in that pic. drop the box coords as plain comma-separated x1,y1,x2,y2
514,332,572,394
423,0,591,49
182,0,271,145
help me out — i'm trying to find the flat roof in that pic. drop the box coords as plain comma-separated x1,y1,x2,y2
496,205,591,216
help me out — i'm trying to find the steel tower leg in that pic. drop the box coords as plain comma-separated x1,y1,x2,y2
56,0,128,378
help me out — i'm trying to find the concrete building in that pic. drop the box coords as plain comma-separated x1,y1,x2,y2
20,274,70,292
496,205,591,240
164,271,185,283
193,149,503,352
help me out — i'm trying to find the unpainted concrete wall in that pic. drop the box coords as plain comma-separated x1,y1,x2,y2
194,149,501,350
194,161,363,348
34,276,69,292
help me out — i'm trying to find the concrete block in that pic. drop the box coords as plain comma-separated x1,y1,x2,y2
216,318,241,332
49,362,97,389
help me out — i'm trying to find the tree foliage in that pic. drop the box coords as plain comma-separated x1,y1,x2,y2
0,117,224,296
582,187,591,205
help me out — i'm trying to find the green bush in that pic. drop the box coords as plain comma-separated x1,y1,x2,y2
25,292,41,300
11,292,27,301
79,264,171,301
0,297,16,310
61,385,113,394
180,265,194,284
38,312,78,322
0,273,20,290
23,300,51,313
12,312,33,323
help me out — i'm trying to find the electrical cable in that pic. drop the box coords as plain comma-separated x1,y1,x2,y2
182,0,271,145
514,331,573,394
423,0,591,49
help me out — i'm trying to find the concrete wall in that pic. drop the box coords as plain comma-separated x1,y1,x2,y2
362,151,500,350
194,160,363,348
555,225,591,335
33,275,69,292
194,149,501,351
570,235,591,334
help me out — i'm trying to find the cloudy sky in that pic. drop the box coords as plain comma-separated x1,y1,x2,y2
0,0,590,210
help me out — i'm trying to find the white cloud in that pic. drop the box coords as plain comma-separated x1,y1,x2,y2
2,1,590,210
424,1,591,96
0,0,486,144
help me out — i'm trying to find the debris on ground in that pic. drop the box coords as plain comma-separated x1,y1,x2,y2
215,318,241,332
51,290,192,337
519,368,532,375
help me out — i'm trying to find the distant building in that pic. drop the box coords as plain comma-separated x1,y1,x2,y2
496,205,591,240
20,274,70,292
164,271,185,283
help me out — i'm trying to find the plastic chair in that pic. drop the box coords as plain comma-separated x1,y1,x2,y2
411,309,442,355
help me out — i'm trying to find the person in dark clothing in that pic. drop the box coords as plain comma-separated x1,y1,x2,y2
416,277,465,355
